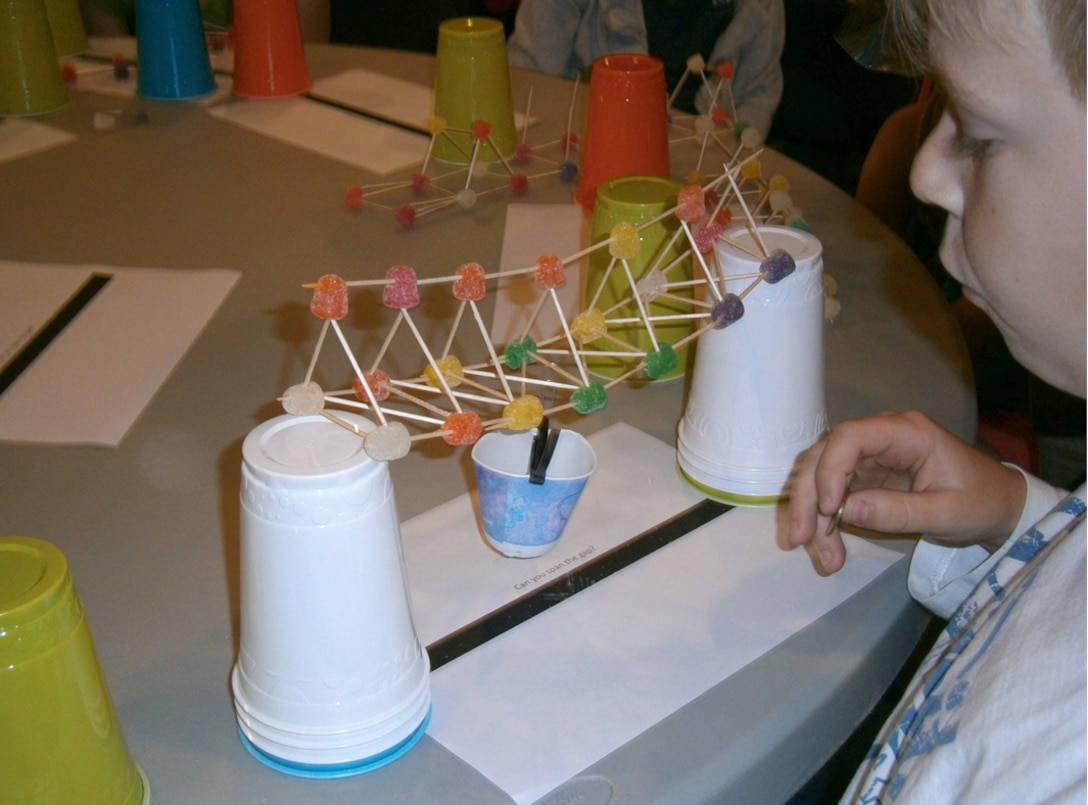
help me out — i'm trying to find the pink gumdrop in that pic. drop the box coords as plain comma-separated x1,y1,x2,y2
442,411,483,446
514,143,533,164
693,221,723,253
471,120,492,141
560,131,579,149
716,61,736,80
675,185,706,223
453,262,487,302
309,274,348,320
344,185,364,208
410,173,430,196
353,369,392,402
394,204,417,228
508,173,529,195
534,254,566,289
382,265,420,309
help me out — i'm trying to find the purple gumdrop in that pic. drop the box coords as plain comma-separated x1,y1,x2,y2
559,161,579,183
710,294,744,328
761,248,796,284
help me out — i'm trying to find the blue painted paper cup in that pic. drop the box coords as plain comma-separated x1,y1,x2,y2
472,430,596,558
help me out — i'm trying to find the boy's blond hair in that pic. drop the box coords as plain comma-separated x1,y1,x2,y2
892,0,1086,100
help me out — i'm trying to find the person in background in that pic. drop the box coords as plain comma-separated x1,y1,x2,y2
505,0,784,141
788,0,1086,800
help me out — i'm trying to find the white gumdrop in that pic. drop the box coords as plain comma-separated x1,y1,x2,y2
364,421,411,461
636,270,668,302
693,115,714,135
281,381,325,415
456,188,478,209
740,126,763,149
769,189,792,213
93,112,117,132
686,54,706,73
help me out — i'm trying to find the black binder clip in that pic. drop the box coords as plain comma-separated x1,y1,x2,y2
528,417,559,485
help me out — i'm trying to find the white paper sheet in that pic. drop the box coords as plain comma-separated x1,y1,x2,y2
403,423,901,804
0,118,76,164
0,262,239,446
490,203,587,346
207,97,427,175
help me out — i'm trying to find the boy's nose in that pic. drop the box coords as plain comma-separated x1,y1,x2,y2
910,111,962,217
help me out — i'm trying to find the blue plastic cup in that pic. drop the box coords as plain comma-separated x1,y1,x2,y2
135,0,215,101
472,430,596,558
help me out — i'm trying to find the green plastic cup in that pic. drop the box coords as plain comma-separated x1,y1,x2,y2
0,537,149,805
44,0,89,57
0,0,69,116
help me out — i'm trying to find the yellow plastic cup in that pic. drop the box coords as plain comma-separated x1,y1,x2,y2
0,537,149,805
44,0,89,57
431,17,517,163
0,0,69,116
584,175,695,381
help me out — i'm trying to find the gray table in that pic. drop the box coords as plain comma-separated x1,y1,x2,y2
0,43,974,804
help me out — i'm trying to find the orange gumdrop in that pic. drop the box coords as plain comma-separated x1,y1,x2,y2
453,262,487,302
310,274,348,320
353,369,392,402
675,185,705,223
534,254,566,289
441,411,483,445
716,61,735,80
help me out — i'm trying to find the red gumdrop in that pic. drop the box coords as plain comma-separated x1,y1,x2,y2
711,106,730,126
353,369,392,402
382,265,420,309
694,221,723,253
675,185,706,223
508,173,529,195
310,274,349,320
716,61,736,80
441,411,483,446
60,64,78,85
394,204,417,228
452,262,487,302
344,185,364,208
471,120,492,141
514,143,533,164
714,206,733,227
560,131,580,149
534,254,566,289
410,173,430,195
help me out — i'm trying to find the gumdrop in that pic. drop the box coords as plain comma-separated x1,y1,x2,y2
281,381,324,415
382,265,420,309
788,216,813,233
534,254,566,289
693,221,723,253
824,275,838,296
503,337,537,370
571,308,607,342
453,262,487,302
733,121,750,139
686,169,708,186
560,131,579,149
559,161,578,183
353,369,392,402
411,173,430,195
113,59,130,81
636,270,668,302
344,185,364,208
309,274,349,320
571,382,608,415
364,421,411,461
740,159,762,182
643,344,679,379
740,126,763,149
761,249,796,283
711,294,744,328
442,411,483,445
426,116,447,136
509,173,529,195
711,106,730,126
609,222,640,260
394,204,417,228
686,54,706,73
769,190,792,213
502,395,543,430
471,120,492,141
515,143,533,164
425,355,464,388
675,185,705,222
456,188,477,209
61,64,78,85
768,175,791,193
693,115,714,135
714,206,733,227
716,61,735,80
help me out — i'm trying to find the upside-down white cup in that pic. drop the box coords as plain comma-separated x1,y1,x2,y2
232,412,431,777
677,225,826,503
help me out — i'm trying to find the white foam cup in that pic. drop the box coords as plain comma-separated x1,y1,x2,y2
232,413,431,777
677,225,827,502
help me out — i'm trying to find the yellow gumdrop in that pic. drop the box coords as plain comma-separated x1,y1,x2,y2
502,394,544,430
571,308,608,342
740,159,762,182
424,355,464,388
426,115,447,136
685,169,707,187
608,222,640,260
768,174,791,193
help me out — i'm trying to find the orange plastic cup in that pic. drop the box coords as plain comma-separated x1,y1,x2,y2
232,0,312,98
576,54,671,210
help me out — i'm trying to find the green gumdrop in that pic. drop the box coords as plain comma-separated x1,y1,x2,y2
643,344,679,379
571,381,608,415
503,336,538,370
789,217,813,233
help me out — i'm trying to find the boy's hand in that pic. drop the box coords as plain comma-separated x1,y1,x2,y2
786,411,1027,573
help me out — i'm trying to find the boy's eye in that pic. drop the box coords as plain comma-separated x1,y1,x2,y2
953,132,994,159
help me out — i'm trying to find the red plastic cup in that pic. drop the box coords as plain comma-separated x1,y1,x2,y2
576,54,671,210
231,0,312,98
